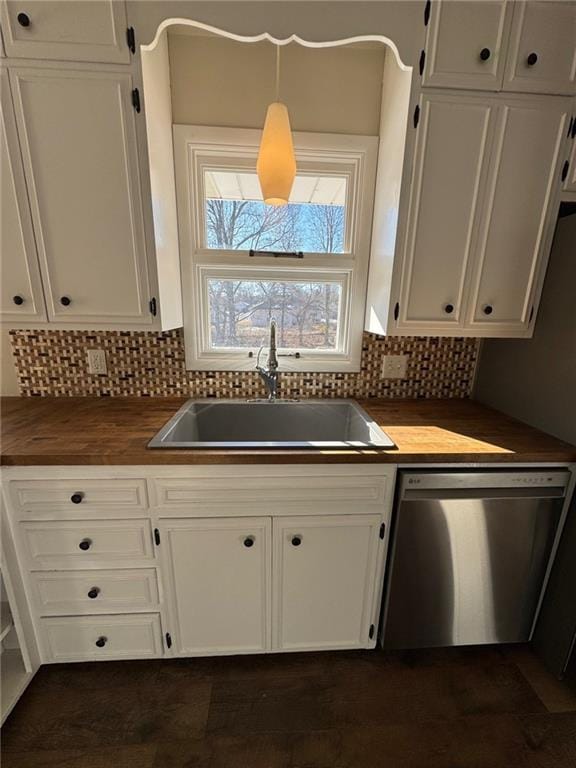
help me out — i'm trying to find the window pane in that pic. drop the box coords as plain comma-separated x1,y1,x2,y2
204,170,347,253
207,278,342,350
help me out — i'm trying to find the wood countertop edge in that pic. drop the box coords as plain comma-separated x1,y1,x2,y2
2,450,576,467
1,396,575,466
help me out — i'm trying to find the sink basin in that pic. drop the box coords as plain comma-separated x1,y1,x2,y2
148,399,395,449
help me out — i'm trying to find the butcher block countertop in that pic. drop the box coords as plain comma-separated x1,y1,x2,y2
1,396,575,467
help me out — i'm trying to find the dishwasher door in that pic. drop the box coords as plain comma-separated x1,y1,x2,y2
382,471,569,650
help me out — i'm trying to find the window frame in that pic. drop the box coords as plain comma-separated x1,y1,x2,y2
174,125,378,372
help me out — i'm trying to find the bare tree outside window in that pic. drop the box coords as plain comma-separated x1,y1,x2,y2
208,278,342,349
204,181,346,351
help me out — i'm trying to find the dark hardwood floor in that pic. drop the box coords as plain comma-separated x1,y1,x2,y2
2,645,575,767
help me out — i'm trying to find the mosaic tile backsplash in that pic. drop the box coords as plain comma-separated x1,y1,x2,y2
10,329,480,399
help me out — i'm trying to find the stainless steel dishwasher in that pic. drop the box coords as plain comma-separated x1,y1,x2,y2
381,470,571,650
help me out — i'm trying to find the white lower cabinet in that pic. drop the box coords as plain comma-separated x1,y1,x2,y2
2,466,394,666
41,614,163,662
30,569,159,615
162,517,272,656
161,513,386,656
272,515,383,651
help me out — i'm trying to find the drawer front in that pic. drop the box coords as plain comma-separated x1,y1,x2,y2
41,614,163,662
151,473,389,514
10,479,148,518
31,569,159,615
20,520,154,568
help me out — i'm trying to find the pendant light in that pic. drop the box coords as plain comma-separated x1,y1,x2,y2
257,45,296,206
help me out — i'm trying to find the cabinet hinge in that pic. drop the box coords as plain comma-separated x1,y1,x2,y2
126,26,136,54
131,88,141,113
154,528,161,546
424,0,431,26
413,104,420,129
529,305,534,323
165,632,172,649
561,160,570,182
369,624,375,640
394,302,400,321
149,297,157,317
419,49,426,77
379,523,385,540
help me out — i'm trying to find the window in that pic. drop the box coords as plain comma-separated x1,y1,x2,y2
204,170,347,253
175,126,377,371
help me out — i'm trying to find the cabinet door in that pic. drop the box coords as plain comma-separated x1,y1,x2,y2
272,515,382,651
467,95,570,334
0,1,129,63
9,67,152,325
423,1,513,91
563,103,576,194
394,93,494,333
503,1,576,95
0,69,46,323
162,518,271,656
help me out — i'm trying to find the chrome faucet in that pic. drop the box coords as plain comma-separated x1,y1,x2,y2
256,319,279,401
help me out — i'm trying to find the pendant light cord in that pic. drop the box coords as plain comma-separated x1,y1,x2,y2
275,44,280,102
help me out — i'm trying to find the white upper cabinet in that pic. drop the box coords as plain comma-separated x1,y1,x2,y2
423,1,514,91
423,1,576,96
0,1,130,63
503,1,576,95
9,66,154,325
391,91,570,337
161,518,271,656
0,68,46,323
272,515,382,652
395,93,494,332
467,95,571,332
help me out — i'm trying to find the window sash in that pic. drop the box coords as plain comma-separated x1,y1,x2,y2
195,266,353,364
174,125,377,372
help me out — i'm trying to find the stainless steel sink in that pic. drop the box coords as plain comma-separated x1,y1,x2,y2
148,399,395,450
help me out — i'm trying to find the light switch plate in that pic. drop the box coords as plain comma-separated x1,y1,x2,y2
381,354,408,380
87,349,107,375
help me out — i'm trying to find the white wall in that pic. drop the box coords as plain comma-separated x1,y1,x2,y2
474,213,576,445
1,329,19,396
168,31,386,135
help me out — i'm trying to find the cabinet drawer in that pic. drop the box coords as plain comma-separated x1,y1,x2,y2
151,473,388,513
10,479,148,518
41,614,163,662
20,520,154,568
31,569,159,615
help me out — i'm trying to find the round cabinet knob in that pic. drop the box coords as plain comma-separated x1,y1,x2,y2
482,304,493,316
243,537,255,548
527,52,538,66
444,303,454,315
13,295,24,306
87,587,100,599
60,296,71,307
95,636,107,648
78,538,92,551
479,48,491,61
17,12,30,27
70,492,84,504
291,536,302,547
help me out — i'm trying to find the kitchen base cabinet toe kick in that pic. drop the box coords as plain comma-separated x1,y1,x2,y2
1,466,395,664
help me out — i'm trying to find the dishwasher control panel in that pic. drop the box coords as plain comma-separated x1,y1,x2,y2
401,470,570,491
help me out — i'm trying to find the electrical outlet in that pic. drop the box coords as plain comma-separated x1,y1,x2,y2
87,349,107,375
381,354,408,380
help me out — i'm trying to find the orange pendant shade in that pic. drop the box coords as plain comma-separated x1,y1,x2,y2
257,102,297,206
